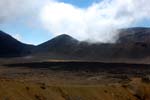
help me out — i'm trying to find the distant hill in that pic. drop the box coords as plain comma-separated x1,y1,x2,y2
113,27,150,58
0,31,34,57
34,27,150,59
118,27,150,43
35,34,79,54
1,27,150,59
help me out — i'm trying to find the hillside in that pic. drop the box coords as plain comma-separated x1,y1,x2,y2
33,27,150,60
1,27,150,60
35,34,79,54
0,31,34,57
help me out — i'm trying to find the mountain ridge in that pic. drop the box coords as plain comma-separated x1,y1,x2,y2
1,27,150,59
0,31,35,57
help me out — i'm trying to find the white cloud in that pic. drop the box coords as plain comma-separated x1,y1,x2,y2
13,34,22,41
0,0,48,23
40,0,150,43
0,0,31,22
0,0,150,43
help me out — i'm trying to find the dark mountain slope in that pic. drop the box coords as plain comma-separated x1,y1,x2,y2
114,27,150,58
35,34,79,54
74,27,150,59
35,27,150,59
118,27,150,43
0,31,34,57
1,27,150,59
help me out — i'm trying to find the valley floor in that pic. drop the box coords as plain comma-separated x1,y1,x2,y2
0,59,150,100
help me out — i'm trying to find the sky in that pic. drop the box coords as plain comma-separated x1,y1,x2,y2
0,0,150,45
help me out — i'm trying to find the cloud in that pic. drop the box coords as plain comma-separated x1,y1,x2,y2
0,0,150,43
0,0,47,23
40,0,150,43
12,33,22,41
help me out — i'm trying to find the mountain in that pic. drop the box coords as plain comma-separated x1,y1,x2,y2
1,27,150,60
34,27,150,60
35,34,79,54
114,27,150,58
0,31,34,57
73,27,150,59
118,27,150,43
34,35,112,59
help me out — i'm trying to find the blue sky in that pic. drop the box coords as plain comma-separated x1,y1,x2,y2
0,19,51,45
0,0,150,45
58,0,100,8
